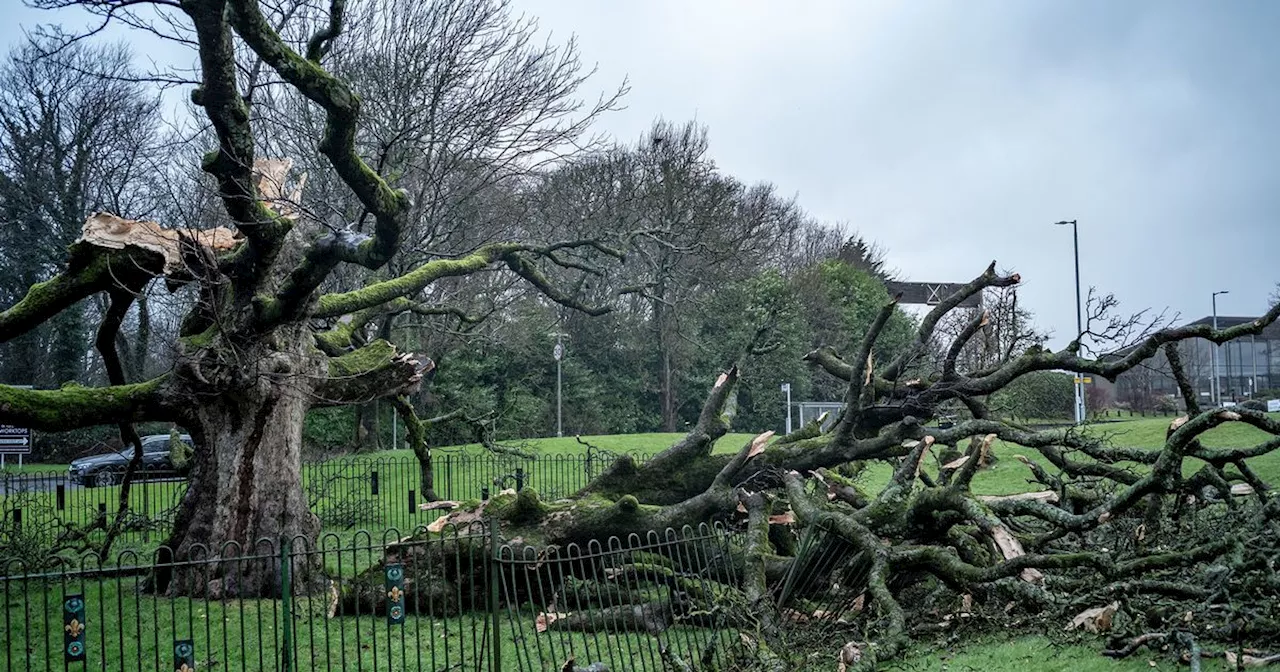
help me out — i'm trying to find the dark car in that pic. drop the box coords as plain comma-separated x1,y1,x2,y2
69,434,193,487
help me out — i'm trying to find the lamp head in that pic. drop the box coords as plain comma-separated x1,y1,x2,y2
1054,220,1077,226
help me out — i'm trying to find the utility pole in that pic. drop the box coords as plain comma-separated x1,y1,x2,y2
1212,290,1229,407
1055,220,1086,424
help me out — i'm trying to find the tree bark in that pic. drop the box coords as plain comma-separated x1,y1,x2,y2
158,330,324,597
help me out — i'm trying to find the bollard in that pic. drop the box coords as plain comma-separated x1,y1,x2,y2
408,489,416,515
371,470,380,496
481,487,489,502
56,484,65,510
515,467,524,492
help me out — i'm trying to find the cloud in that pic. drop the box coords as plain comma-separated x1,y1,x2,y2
7,0,1278,348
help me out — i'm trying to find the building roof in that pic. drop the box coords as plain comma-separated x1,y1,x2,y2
1101,314,1279,361
1180,315,1280,339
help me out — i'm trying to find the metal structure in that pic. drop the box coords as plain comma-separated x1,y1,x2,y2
1055,220,1086,425
2,520,744,671
795,402,843,431
1212,290,1229,406
884,280,982,307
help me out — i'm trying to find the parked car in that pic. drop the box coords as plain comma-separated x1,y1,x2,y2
68,434,194,487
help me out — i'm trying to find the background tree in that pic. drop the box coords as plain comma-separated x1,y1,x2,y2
0,39,162,389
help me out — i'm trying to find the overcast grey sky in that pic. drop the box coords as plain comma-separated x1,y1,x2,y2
7,1,1279,350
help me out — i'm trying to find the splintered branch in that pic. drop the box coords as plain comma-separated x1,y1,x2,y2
184,0,291,276
314,340,434,405
226,0,407,272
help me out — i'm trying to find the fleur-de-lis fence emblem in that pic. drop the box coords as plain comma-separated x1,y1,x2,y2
385,563,406,625
63,594,86,662
174,639,195,671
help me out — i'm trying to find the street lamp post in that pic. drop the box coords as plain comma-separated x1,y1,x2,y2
1212,290,1229,406
781,383,793,435
1055,220,1086,425
554,333,564,437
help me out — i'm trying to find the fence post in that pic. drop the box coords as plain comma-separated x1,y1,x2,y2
371,469,380,496
143,481,151,542
279,536,295,672
489,516,502,672
444,455,452,501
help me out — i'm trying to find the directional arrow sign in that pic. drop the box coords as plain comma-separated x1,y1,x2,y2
0,425,31,454
0,384,33,455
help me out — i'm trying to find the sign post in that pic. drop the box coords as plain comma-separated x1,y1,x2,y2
0,384,33,469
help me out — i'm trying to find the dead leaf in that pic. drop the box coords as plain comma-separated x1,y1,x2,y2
837,641,864,671
1065,602,1119,633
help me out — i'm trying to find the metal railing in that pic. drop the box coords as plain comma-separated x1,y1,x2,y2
1,452,652,562
1,519,742,671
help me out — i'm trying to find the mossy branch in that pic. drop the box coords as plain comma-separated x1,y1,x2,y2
0,377,171,432
0,243,164,344
315,340,433,405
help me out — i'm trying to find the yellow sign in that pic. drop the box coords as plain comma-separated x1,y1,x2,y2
1074,377,1093,384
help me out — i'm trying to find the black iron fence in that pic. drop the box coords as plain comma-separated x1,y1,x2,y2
1,452,650,561
1,520,743,671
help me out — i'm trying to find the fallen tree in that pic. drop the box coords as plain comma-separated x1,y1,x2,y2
400,270,1280,670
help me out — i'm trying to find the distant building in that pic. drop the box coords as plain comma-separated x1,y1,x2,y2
1111,316,1280,409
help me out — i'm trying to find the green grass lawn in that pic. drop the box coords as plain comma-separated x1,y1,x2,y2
892,634,1242,671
